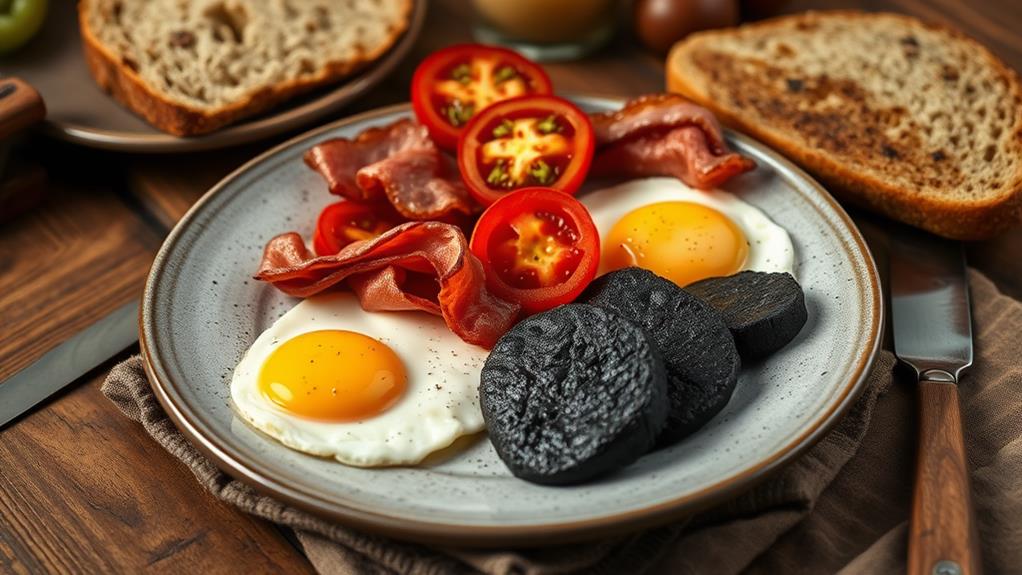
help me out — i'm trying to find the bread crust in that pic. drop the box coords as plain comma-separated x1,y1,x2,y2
667,10,1022,240
78,0,413,137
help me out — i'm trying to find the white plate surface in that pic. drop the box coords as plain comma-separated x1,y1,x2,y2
141,98,882,546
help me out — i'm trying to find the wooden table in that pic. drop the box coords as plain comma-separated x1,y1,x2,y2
2,0,1020,571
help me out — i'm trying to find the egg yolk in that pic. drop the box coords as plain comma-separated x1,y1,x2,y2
603,201,749,287
258,330,406,422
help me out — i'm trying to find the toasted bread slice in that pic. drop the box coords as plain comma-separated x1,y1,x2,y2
668,11,1022,240
79,0,411,136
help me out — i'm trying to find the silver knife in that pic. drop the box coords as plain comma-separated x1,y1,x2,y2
0,300,139,429
889,227,982,575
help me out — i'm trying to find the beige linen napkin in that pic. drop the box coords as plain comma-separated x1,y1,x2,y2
102,270,1022,574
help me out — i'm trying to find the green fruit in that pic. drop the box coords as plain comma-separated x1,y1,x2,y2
0,0,48,55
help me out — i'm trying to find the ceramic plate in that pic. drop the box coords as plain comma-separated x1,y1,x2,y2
141,98,883,546
1,1,424,153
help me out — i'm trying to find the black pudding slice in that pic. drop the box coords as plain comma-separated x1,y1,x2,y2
581,268,740,446
686,271,808,360
480,304,668,485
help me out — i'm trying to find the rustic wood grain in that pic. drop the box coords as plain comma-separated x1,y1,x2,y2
0,162,47,224
0,147,314,571
0,154,158,381
907,381,982,575
0,357,315,574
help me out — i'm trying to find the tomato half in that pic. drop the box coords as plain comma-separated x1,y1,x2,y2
469,187,599,314
411,44,553,150
458,95,594,207
313,201,403,256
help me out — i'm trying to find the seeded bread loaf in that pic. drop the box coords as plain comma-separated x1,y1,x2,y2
667,11,1022,240
79,0,412,136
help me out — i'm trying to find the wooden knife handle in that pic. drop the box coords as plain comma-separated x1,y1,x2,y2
908,378,982,575
0,77,45,141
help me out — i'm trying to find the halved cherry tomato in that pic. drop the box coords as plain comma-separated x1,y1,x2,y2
411,44,553,150
458,95,594,207
469,187,599,314
312,201,403,256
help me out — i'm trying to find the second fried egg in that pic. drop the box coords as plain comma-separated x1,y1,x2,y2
580,177,795,285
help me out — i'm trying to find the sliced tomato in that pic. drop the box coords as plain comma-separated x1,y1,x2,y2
312,201,403,256
411,44,553,150
458,95,594,207
469,187,599,314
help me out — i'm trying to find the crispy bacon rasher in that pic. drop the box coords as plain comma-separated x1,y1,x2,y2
304,119,479,220
590,94,755,189
255,221,520,349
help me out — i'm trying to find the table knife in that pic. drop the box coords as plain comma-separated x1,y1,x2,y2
0,301,139,429
890,227,981,575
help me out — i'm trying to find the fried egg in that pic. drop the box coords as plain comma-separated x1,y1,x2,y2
580,177,795,285
230,291,487,467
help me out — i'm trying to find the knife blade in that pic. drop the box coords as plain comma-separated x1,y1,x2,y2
890,229,973,380
0,300,139,429
889,226,981,575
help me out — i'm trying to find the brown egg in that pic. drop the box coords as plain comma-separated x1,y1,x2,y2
634,0,740,54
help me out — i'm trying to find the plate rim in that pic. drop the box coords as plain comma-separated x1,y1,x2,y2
140,98,884,547
34,0,426,153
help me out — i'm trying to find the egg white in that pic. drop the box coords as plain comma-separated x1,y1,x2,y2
579,177,796,278
230,291,487,467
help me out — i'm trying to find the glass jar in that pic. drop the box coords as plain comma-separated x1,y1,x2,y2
471,0,618,61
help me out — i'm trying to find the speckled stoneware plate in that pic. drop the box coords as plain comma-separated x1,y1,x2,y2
1,0,424,153
141,97,883,547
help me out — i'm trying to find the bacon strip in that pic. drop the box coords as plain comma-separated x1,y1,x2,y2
590,94,756,189
304,119,479,220
255,221,520,348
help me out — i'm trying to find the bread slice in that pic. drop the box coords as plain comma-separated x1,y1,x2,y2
667,11,1022,240
79,0,412,136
